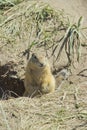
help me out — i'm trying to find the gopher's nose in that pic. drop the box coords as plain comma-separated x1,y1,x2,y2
40,63,44,67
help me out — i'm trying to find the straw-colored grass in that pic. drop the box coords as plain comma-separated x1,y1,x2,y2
0,0,24,9
0,84,87,130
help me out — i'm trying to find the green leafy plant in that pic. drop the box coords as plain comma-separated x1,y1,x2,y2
55,16,83,66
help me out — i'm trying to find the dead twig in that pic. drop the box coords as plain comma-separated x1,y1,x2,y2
74,87,79,109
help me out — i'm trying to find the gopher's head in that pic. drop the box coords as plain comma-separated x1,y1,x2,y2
29,53,48,68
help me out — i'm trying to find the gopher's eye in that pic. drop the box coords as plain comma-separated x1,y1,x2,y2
32,54,37,59
33,55,37,59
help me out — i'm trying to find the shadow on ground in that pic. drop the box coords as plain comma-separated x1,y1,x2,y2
0,61,25,99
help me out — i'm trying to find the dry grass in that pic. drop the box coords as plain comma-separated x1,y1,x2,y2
0,83,87,130
0,0,24,9
0,1,87,130
0,0,86,68
0,0,67,64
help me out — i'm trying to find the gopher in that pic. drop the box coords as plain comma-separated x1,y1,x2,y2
23,52,55,97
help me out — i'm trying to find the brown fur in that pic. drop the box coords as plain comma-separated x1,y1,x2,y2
23,53,55,97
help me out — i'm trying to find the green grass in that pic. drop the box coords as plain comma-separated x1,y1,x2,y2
53,16,85,66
